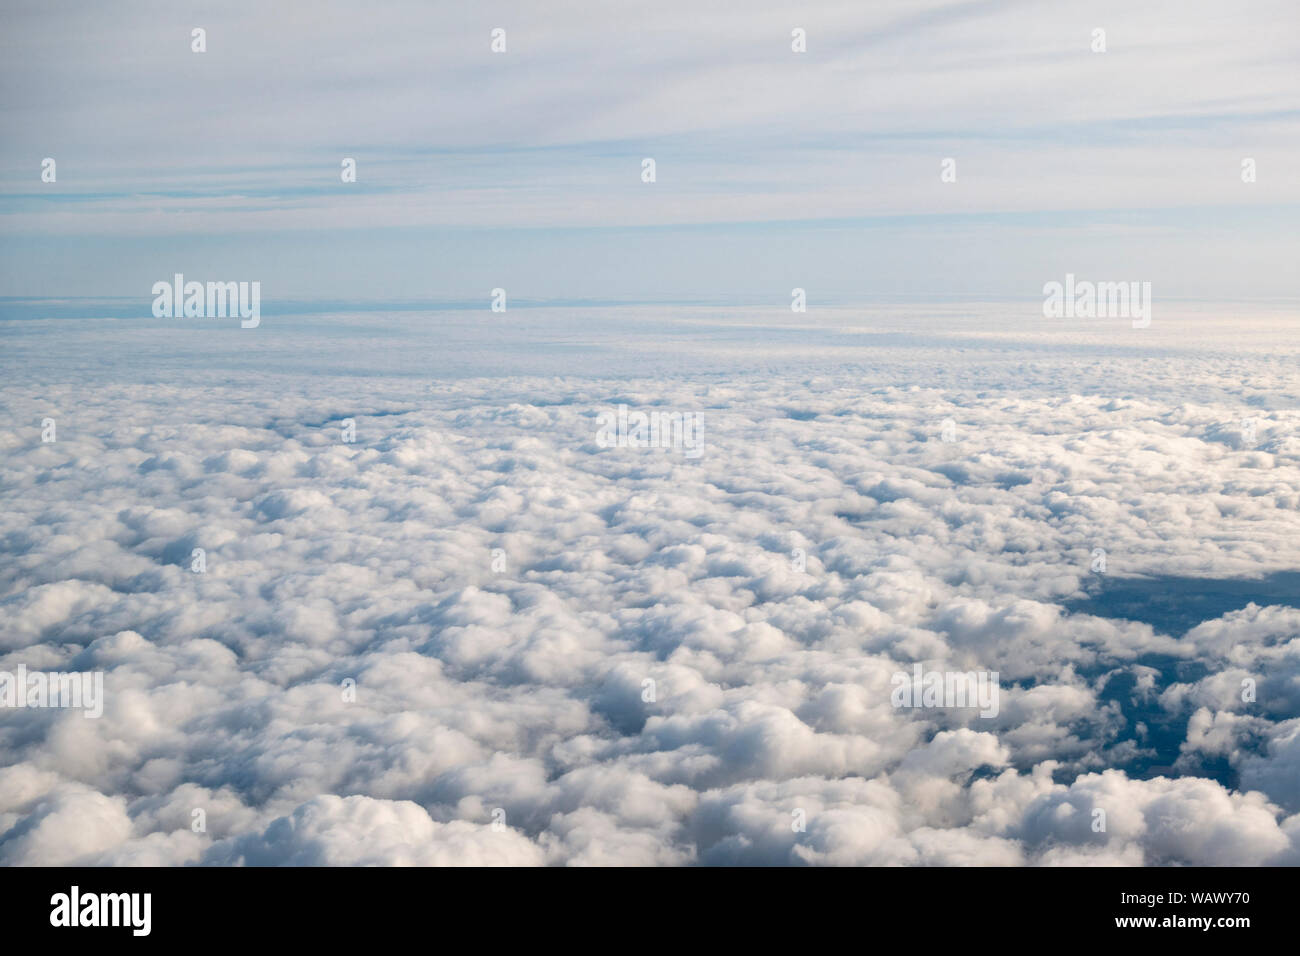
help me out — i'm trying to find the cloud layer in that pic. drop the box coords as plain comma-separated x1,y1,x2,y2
1,305,1297,865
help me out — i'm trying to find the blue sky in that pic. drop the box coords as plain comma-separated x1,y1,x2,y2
1,0,1297,302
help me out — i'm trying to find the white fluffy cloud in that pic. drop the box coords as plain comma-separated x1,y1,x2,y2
1,305,1298,865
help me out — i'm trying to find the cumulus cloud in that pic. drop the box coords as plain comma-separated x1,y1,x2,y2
204,795,544,867
0,306,1298,865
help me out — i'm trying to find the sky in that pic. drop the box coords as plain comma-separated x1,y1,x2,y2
1,0,1298,302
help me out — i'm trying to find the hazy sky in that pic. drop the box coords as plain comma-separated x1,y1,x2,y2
1,0,1297,302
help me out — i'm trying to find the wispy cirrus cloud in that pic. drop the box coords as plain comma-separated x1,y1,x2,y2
1,0,1297,298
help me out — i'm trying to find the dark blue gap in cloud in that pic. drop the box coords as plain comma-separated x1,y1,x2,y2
1060,573,1300,787
1064,572,1300,638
